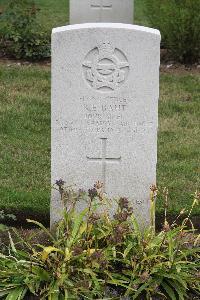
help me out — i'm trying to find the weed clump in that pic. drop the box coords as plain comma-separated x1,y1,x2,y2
0,0,50,60
144,0,200,63
0,182,199,299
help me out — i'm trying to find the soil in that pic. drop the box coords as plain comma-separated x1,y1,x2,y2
0,57,51,68
0,56,199,75
1,216,199,247
20,288,200,300
24,296,40,300
21,291,200,299
1,206,200,231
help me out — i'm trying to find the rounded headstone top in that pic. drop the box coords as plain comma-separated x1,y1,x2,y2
52,23,160,38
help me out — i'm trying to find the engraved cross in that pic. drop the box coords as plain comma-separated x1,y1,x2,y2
87,138,121,191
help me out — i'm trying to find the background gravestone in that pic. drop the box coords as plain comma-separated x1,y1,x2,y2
70,0,134,24
51,23,160,226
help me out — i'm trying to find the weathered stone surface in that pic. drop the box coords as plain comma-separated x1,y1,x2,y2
51,23,160,226
70,0,134,24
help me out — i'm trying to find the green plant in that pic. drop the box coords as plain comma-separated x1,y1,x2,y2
0,210,16,232
0,210,16,222
0,211,16,257
144,0,200,63
0,182,199,299
0,0,50,60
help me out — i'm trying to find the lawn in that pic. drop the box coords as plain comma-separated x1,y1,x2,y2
34,0,148,29
0,63,199,221
158,72,200,214
0,64,50,216
0,0,148,33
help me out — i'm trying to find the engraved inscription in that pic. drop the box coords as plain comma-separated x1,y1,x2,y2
91,0,112,9
58,95,153,135
87,138,121,191
83,42,129,92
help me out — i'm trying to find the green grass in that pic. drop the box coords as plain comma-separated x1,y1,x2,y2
157,74,200,213
35,0,69,32
0,64,199,217
0,64,50,214
0,0,147,33
36,0,148,29
0,0,199,219
134,0,149,26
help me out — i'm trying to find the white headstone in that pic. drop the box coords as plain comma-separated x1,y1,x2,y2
70,0,134,24
51,23,160,226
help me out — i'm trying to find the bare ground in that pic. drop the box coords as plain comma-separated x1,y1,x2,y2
0,57,199,75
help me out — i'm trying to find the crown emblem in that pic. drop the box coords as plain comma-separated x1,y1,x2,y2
98,42,114,57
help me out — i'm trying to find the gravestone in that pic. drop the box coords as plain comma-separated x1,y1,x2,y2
70,0,134,24
51,23,160,226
